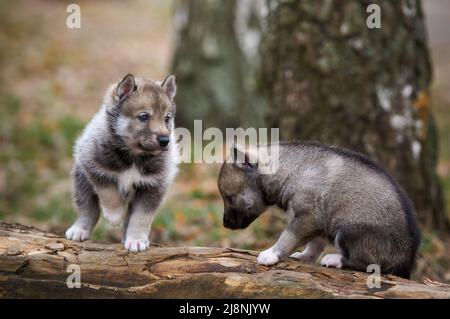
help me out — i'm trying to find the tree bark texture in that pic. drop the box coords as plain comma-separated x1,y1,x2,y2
171,0,267,130
1,222,450,298
262,0,448,230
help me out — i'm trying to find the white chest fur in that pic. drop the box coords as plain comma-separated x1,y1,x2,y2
116,140,179,196
118,164,160,194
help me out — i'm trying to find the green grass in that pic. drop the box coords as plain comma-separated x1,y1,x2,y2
0,92,84,223
32,197,74,224
419,231,439,253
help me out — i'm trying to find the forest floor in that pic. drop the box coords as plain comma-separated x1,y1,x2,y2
0,0,449,283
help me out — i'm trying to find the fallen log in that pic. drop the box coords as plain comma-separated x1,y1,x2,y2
0,222,449,298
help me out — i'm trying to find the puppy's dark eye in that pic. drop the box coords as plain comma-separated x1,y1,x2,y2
138,113,150,122
165,114,172,123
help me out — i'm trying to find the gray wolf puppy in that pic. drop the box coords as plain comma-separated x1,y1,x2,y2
218,142,421,278
65,74,178,252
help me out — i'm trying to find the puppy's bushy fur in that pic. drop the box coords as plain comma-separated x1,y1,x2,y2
218,142,421,278
66,74,178,252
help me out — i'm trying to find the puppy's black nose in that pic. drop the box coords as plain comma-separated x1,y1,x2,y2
223,215,236,230
157,135,170,147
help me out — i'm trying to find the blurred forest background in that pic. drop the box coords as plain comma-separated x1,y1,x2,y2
0,0,449,283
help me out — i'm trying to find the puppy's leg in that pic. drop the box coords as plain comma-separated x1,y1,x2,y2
320,230,345,268
257,210,317,266
291,237,325,262
96,186,127,227
320,253,344,268
66,166,100,241
121,208,132,244
327,226,414,277
124,187,163,252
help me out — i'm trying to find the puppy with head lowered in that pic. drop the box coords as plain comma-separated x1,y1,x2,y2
65,74,178,252
218,142,421,278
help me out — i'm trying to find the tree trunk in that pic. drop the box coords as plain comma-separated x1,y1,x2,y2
262,0,448,231
171,0,267,130
1,222,449,298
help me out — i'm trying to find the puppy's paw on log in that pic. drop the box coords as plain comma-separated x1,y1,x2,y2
257,247,280,266
290,251,315,261
124,237,150,253
65,225,91,242
320,253,343,268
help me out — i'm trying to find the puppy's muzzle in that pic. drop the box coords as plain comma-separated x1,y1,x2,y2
223,211,254,230
157,135,170,148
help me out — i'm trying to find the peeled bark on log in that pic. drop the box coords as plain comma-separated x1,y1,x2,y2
0,222,449,298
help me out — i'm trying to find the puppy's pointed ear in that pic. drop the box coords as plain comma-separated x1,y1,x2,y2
161,75,177,101
230,144,258,172
115,74,136,102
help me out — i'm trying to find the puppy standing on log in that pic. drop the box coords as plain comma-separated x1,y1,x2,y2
65,74,178,252
218,142,421,278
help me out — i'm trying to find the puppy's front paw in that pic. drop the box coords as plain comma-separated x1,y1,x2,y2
124,237,150,253
65,225,90,241
257,248,280,266
320,253,343,268
290,251,315,261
